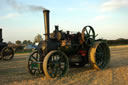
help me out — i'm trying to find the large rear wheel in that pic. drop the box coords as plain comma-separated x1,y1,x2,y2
43,50,69,78
88,41,110,70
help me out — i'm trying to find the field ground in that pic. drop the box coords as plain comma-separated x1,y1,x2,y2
0,45,128,85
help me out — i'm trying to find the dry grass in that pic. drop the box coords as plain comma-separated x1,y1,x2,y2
0,45,128,85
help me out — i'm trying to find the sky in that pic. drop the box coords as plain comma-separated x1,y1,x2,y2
0,0,128,43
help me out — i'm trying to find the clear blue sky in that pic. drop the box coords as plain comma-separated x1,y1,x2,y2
0,0,128,43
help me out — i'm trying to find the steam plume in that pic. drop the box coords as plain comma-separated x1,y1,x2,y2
6,0,47,12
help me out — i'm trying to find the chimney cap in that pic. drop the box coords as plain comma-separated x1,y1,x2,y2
43,10,50,12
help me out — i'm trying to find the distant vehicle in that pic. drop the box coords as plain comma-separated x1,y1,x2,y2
32,42,39,50
0,29,14,60
24,43,39,51
24,44,33,50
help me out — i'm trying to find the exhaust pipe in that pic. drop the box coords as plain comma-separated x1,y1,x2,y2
0,28,3,42
43,10,50,40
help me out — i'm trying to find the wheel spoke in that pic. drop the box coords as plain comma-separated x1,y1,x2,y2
31,55,37,61
32,69,36,74
36,53,38,60
89,28,91,34
29,59,35,62
85,29,89,35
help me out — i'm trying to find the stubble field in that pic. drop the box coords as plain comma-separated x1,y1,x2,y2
0,45,128,85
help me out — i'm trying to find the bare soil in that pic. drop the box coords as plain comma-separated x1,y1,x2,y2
0,45,128,85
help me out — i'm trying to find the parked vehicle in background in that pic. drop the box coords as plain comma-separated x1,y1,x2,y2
0,29,14,60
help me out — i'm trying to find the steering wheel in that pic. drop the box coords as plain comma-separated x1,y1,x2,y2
81,25,95,46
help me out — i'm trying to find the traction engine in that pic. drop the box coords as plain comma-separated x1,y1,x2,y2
27,10,110,78
0,29,14,60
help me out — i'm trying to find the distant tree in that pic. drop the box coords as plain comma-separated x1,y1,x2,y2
27,40,32,45
116,38,125,40
16,40,21,45
23,40,32,45
8,41,13,44
23,40,28,45
34,34,43,43
28,40,32,43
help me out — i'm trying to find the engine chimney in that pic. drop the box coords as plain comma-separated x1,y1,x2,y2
0,28,3,42
43,10,50,40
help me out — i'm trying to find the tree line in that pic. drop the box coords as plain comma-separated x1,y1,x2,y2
107,38,128,46
8,34,43,52
8,34,43,45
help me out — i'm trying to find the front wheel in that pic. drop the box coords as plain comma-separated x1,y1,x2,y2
88,41,110,70
1,47,14,60
43,50,69,78
27,50,43,75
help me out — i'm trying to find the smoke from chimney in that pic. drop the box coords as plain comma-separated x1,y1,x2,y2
6,0,47,12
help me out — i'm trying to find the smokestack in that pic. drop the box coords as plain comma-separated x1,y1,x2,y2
0,28,3,42
43,10,50,40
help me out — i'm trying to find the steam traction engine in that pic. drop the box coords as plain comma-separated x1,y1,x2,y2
0,29,14,60
27,10,110,78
